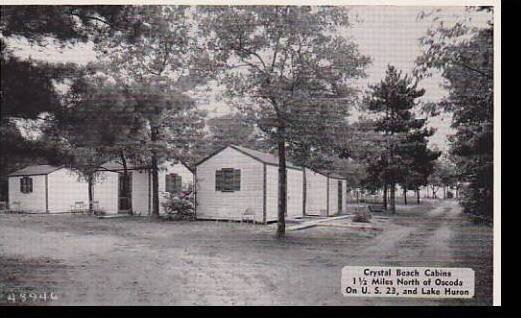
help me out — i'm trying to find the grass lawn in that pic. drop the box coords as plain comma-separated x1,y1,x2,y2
0,200,493,305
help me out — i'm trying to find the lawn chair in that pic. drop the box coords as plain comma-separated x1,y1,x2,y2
90,201,101,215
241,208,256,224
9,201,20,212
70,201,86,213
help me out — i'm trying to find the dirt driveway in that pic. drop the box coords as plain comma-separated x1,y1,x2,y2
0,200,492,305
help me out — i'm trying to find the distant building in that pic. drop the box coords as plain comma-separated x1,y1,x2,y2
8,165,88,213
303,168,347,217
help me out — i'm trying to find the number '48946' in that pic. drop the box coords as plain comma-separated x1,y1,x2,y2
5,292,58,303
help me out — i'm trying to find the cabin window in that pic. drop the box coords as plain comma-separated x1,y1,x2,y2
20,176,33,193
166,173,182,193
215,168,240,192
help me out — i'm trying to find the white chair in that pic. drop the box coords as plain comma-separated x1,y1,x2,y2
241,208,256,224
90,201,100,214
70,201,85,213
9,201,20,212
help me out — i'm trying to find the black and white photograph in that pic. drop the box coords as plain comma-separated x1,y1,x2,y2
0,0,499,307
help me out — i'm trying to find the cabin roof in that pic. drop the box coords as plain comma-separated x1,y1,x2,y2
196,145,302,170
99,161,149,171
304,167,346,180
328,173,346,180
231,145,301,169
9,165,63,177
99,160,194,173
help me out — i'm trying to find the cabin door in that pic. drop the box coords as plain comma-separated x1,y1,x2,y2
118,172,132,213
338,181,343,213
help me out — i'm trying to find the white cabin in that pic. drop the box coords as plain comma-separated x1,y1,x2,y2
303,168,347,216
195,145,305,223
93,160,194,215
327,174,347,216
8,165,89,213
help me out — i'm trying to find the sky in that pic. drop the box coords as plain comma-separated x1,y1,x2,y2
7,5,492,152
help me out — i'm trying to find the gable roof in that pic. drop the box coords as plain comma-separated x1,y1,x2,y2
177,161,195,173
98,160,195,173
328,173,346,180
196,145,302,170
99,161,150,171
9,165,63,177
304,167,346,180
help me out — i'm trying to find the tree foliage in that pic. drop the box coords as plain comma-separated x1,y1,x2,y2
0,5,130,200
203,6,369,236
416,7,493,219
362,65,439,211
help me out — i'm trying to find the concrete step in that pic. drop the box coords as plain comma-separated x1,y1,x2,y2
287,215,352,231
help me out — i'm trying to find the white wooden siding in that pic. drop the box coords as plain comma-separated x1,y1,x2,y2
265,165,303,221
265,164,278,222
93,171,118,214
304,168,328,216
328,177,339,216
287,168,303,218
8,175,47,212
132,170,150,215
196,147,264,222
47,169,89,213
342,180,347,213
93,169,150,215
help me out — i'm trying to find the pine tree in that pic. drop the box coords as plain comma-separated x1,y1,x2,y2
365,65,427,213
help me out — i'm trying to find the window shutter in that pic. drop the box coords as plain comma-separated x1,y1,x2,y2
223,168,233,191
28,177,33,193
20,178,24,193
233,169,241,191
165,174,171,193
174,175,182,193
216,169,241,192
215,170,223,191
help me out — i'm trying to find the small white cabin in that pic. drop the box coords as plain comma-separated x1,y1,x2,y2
327,174,347,216
8,165,89,213
303,169,347,216
195,145,304,223
93,160,194,215
303,168,328,216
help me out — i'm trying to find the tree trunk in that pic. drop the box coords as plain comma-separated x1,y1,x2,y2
151,155,159,218
383,183,388,210
88,174,94,214
276,129,287,239
120,151,128,174
403,187,407,205
150,127,160,219
120,151,130,214
416,188,421,204
390,183,396,213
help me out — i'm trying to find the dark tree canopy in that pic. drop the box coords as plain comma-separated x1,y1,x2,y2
416,7,493,219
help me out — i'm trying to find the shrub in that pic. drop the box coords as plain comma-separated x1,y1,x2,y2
353,209,372,223
162,191,195,221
